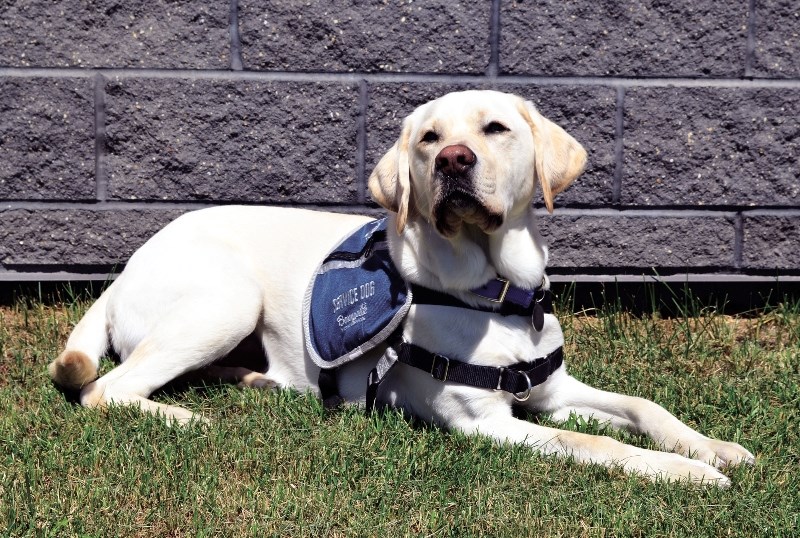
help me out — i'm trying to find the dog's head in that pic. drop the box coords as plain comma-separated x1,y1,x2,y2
369,90,587,236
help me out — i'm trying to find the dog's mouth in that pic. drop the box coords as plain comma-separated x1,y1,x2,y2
433,190,504,237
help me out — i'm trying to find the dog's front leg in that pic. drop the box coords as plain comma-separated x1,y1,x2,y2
532,374,755,469
446,399,734,487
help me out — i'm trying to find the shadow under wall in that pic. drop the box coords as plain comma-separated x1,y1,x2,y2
3,279,799,316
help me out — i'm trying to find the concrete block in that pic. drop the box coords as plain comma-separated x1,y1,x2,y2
742,214,800,270
0,0,229,68
0,77,95,200
105,78,360,203
501,0,748,77
752,0,800,78
0,208,186,267
538,213,736,269
239,0,491,73
623,87,800,207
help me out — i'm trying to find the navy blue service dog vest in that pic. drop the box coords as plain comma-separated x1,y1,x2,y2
303,218,412,369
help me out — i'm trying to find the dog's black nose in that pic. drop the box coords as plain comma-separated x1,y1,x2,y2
435,145,477,176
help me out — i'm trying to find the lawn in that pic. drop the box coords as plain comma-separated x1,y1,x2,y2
1,287,798,537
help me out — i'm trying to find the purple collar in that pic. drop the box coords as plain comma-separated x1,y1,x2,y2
468,277,544,310
410,277,551,331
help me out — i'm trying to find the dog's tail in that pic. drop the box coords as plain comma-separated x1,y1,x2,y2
48,283,115,390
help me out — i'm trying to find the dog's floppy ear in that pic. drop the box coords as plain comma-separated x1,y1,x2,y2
368,118,414,233
518,101,587,213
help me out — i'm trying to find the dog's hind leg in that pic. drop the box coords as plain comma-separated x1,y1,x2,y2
49,283,116,390
79,291,263,425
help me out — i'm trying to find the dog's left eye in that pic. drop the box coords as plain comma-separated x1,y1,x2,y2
484,121,509,134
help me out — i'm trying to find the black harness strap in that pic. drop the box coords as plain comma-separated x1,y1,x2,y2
329,283,557,411
396,342,563,396
366,343,564,412
321,229,387,264
318,368,343,410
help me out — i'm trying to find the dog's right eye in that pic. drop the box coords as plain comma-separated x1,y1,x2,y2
420,130,439,144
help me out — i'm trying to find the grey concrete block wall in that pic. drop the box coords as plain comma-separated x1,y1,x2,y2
0,77,95,200
752,0,800,78
500,1,750,77
0,208,187,267
0,0,231,69
623,87,799,207
1,0,798,283
105,78,361,202
239,0,492,73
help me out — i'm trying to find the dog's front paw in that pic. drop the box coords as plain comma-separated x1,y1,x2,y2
692,439,755,469
628,452,733,488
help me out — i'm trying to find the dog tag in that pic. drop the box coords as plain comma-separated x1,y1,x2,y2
532,302,545,332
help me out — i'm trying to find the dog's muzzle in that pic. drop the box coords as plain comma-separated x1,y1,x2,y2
432,145,503,237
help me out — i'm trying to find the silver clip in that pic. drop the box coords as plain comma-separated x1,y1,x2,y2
512,371,532,402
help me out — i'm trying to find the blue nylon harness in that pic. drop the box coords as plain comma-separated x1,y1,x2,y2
301,218,562,410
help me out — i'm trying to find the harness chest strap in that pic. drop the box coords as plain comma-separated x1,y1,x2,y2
365,342,564,413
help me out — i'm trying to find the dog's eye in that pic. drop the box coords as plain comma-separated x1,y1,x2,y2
420,130,439,144
484,121,509,134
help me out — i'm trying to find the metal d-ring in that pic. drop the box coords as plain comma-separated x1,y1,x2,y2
513,371,532,402
535,287,547,303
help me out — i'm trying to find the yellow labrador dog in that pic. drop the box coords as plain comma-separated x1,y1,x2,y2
50,90,753,486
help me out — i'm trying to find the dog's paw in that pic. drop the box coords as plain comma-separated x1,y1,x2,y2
625,451,732,488
691,439,755,469
168,413,211,428
156,403,211,428
237,371,278,390
49,350,98,390
665,455,733,488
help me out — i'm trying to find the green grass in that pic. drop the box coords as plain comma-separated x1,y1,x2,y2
1,289,798,537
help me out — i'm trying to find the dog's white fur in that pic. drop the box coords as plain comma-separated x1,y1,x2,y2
50,90,753,486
